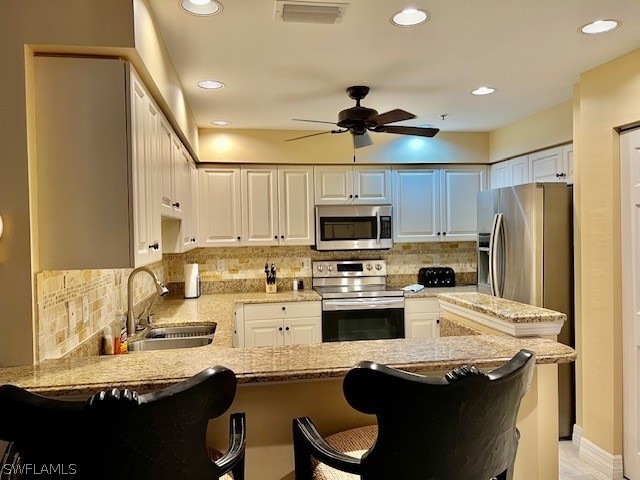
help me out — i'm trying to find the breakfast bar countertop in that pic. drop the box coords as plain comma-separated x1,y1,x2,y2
0,292,575,397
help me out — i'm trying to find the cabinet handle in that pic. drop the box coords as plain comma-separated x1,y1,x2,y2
274,236,278,240
442,232,447,236
237,236,241,241
191,237,196,243
285,326,290,331
280,235,284,239
282,306,286,311
149,242,159,250
349,194,353,198
437,319,440,324
279,327,283,332
172,202,180,208
437,232,441,236
355,194,359,198
556,173,566,178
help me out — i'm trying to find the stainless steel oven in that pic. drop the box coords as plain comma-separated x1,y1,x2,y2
313,260,405,342
314,205,392,251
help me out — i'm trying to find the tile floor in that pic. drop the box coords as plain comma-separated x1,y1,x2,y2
559,440,623,480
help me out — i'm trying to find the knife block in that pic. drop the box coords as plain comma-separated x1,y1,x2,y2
265,282,277,294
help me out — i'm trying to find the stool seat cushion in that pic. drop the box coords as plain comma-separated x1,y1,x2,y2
312,425,377,480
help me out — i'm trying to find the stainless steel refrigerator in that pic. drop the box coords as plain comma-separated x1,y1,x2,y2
477,182,574,438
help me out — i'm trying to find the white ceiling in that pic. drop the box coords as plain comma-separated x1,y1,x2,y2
147,0,640,133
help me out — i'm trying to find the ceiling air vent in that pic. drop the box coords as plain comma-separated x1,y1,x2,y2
274,1,348,24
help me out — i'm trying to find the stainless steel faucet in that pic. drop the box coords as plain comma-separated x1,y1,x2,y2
127,267,170,335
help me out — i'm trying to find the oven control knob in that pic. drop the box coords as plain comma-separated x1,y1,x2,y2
317,265,323,272
375,263,382,270
366,263,373,271
327,265,333,272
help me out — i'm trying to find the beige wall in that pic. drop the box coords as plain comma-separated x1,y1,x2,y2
489,100,573,162
573,48,640,455
199,128,489,164
0,0,135,366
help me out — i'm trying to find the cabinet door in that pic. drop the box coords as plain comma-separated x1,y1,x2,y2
244,318,284,347
530,147,564,182
278,166,314,245
490,162,510,188
159,118,177,218
562,144,574,185
354,167,391,204
314,166,353,204
145,99,162,264
171,137,184,219
187,159,199,249
241,166,278,245
199,167,242,246
392,168,440,242
440,168,485,241
179,150,193,250
510,155,530,186
285,317,321,345
405,313,440,339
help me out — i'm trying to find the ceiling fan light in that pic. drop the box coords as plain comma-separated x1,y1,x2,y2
180,0,223,16
391,8,429,27
198,80,225,89
579,19,619,35
471,86,496,96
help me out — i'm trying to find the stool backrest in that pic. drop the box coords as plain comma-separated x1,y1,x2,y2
343,350,535,480
0,366,236,480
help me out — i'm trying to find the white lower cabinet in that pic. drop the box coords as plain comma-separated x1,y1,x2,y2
404,297,441,339
236,301,322,347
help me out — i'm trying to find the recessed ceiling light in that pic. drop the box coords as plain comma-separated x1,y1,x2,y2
579,19,620,35
198,80,225,90
211,120,231,126
391,8,429,27
471,86,496,96
180,0,223,16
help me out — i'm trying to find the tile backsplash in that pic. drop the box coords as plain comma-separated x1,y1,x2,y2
35,261,166,362
35,242,476,362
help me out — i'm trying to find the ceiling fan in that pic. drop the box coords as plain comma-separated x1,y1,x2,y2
286,85,439,148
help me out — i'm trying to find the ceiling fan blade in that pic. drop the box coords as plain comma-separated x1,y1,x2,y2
285,131,333,142
292,118,338,125
367,109,416,126
380,125,440,137
353,131,372,149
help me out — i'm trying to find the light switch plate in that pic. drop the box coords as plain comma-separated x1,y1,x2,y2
82,296,89,322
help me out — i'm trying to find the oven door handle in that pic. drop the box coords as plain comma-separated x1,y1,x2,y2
376,211,381,245
323,298,405,311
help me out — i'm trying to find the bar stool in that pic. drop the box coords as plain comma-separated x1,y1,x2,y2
0,366,245,480
293,350,535,480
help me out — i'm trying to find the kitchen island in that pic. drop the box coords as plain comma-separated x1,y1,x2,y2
0,291,574,480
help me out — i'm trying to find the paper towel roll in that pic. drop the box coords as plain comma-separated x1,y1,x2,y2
184,263,200,299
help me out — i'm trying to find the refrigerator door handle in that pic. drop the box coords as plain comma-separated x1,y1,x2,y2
491,213,504,297
488,213,499,296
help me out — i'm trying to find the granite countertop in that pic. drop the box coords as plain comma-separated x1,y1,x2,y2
0,291,576,397
404,285,477,298
438,292,567,324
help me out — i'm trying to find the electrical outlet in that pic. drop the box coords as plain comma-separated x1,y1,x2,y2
82,296,89,322
216,259,224,271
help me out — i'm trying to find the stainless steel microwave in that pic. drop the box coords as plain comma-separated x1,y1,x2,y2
314,205,393,250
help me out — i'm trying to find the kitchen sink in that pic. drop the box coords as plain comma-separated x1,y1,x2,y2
143,325,216,339
128,324,216,352
128,336,213,352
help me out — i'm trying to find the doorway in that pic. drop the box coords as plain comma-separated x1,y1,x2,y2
621,128,640,479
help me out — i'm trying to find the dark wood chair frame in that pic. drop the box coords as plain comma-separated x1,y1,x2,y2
293,349,535,480
0,366,245,480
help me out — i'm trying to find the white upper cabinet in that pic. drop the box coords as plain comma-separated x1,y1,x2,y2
241,166,279,246
199,166,242,247
530,146,565,182
510,155,530,186
392,166,485,243
490,162,510,189
440,168,485,242
199,165,315,247
314,166,391,205
159,118,183,219
392,168,440,242
278,166,315,245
